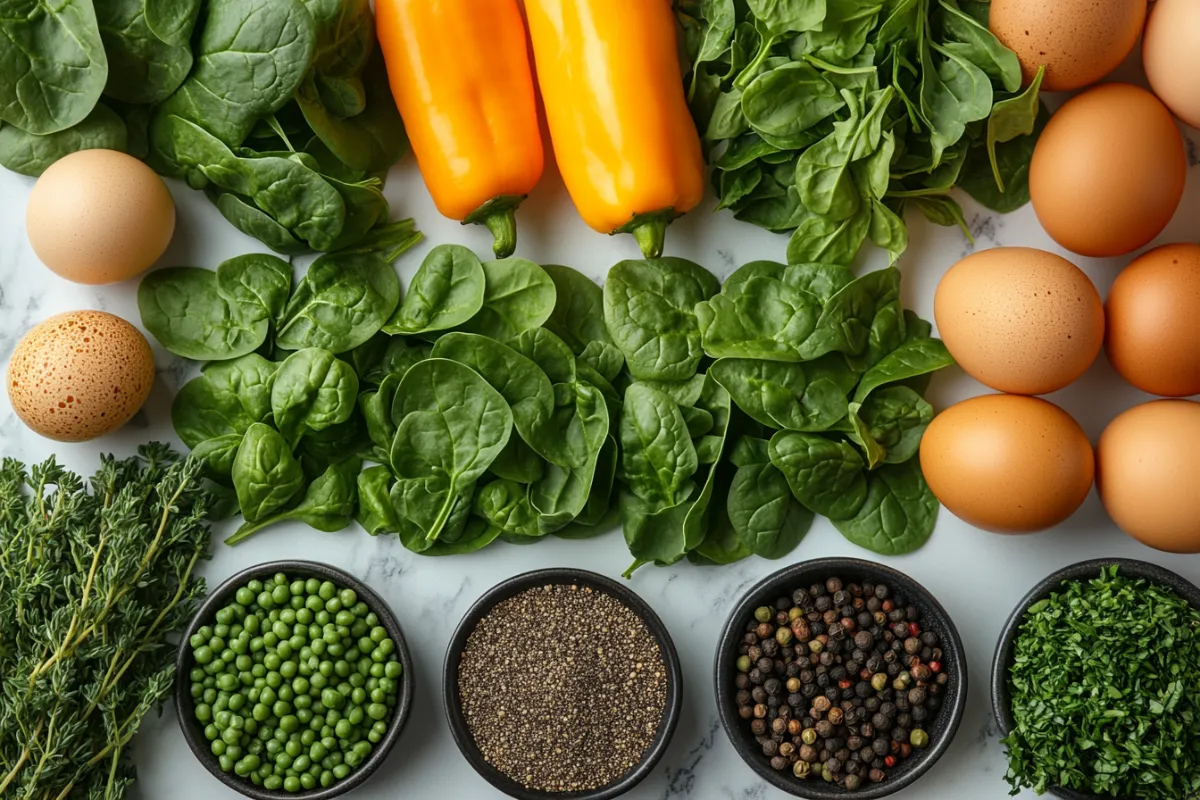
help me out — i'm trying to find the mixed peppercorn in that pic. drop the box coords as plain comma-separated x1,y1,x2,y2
732,577,949,789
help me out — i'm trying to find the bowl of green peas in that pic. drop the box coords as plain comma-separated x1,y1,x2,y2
174,560,413,798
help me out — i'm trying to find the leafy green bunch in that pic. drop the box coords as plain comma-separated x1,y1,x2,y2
675,0,1046,265
1004,567,1200,799
0,445,212,800
140,239,421,543
0,0,409,254
603,257,953,575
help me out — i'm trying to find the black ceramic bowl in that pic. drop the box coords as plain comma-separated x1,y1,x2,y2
443,568,683,800
991,557,1200,800
715,557,968,799
174,560,414,800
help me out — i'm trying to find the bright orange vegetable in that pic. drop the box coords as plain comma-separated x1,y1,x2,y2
524,0,706,258
375,0,544,258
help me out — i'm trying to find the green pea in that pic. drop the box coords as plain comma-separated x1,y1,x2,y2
319,581,336,601
277,641,293,659
293,677,310,695
219,754,235,772
280,661,297,679
276,751,294,770
296,608,313,626
320,770,334,788
350,621,368,639
301,772,317,790
384,662,402,680
297,708,313,724
253,703,271,722
279,608,296,625
367,703,387,721
194,646,213,665
315,610,331,626
204,688,218,704
272,620,291,639
272,586,289,605
264,775,283,790
228,693,246,712
310,741,329,761
273,701,292,718
290,634,305,650
369,626,387,644
335,610,355,627
294,694,312,710
334,719,352,739
279,685,294,702
311,673,328,691
369,663,384,679
222,727,241,745
218,674,238,692
262,632,279,648
333,764,351,780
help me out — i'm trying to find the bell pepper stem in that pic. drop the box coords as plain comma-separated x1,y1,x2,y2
465,195,526,258
616,208,677,259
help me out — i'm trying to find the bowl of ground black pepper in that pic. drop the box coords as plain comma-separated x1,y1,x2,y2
715,558,968,799
444,568,682,800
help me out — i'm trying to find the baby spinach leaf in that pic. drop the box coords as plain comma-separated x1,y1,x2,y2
542,264,620,362
364,336,430,385
271,348,359,448
795,87,893,219
383,244,485,335
172,354,278,447
605,257,719,381
937,0,1020,93
748,0,827,34
190,433,243,482
768,430,868,519
982,64,1043,193
638,375,708,408
853,337,953,402
149,0,317,175
797,267,901,359
227,456,361,544
846,405,887,469
276,251,400,353
0,0,107,135
727,436,814,558
0,102,127,175
145,0,201,46
710,357,853,431
488,438,546,483
785,202,871,266
459,257,556,341
696,274,822,360
298,416,369,478
232,423,307,523
832,459,937,553
620,487,698,573
216,253,292,326
95,0,192,104
389,359,514,540
620,383,699,507
743,62,843,147
474,479,541,538
213,192,309,255
359,372,400,455
139,266,269,360
783,262,853,303
509,328,578,385
852,385,933,464
356,465,401,535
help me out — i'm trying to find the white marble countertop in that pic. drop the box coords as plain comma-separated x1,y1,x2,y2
1,57,1198,800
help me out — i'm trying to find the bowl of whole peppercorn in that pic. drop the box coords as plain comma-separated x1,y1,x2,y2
174,561,414,799
715,557,968,798
444,568,683,800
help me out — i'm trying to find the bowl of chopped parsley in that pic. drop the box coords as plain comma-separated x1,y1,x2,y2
992,558,1200,800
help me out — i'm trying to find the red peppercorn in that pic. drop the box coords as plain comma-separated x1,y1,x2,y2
885,756,897,768
929,661,942,673
882,600,894,612
908,622,920,637
860,668,872,680
839,679,853,690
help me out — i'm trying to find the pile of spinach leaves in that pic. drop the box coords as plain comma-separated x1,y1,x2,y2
603,257,954,575
0,0,410,254
145,244,952,569
675,0,1047,266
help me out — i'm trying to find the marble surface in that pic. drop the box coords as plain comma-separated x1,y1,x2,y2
2,64,1200,800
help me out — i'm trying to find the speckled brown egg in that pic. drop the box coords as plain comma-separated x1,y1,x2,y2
7,311,155,442
920,394,1094,534
934,247,1104,395
26,149,175,285
1106,243,1200,397
1029,84,1186,258
990,0,1146,91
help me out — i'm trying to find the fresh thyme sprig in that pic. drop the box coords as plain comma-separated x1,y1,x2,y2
0,444,211,800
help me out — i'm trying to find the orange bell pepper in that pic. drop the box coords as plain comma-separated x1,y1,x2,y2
375,0,544,258
523,0,706,258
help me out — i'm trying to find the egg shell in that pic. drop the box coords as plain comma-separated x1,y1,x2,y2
919,394,1094,534
7,311,156,442
989,0,1146,91
1106,243,1200,397
26,149,175,285
1098,400,1200,553
935,247,1104,395
1144,0,1200,130
1029,84,1186,258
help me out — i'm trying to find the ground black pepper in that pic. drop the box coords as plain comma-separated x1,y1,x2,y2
458,584,667,793
733,577,947,789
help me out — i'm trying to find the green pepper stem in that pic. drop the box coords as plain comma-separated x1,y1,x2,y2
464,195,527,259
616,208,678,258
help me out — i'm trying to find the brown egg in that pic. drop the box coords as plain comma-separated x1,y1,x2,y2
1098,400,1200,553
1030,84,1186,258
7,311,156,442
919,394,1094,534
935,247,1103,395
1143,0,1200,130
990,0,1146,91
26,149,176,285
1106,243,1200,396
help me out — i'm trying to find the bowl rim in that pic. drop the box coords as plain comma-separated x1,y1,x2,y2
173,559,414,800
714,556,969,799
990,557,1200,800
442,567,683,800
